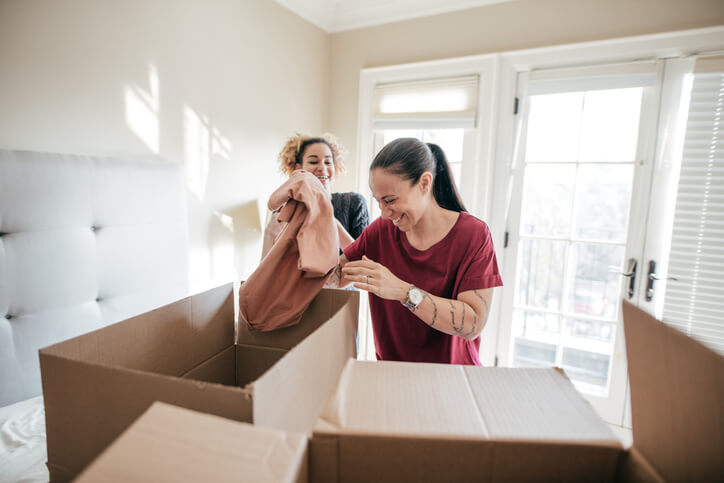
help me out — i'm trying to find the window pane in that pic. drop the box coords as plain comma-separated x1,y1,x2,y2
566,318,616,344
383,129,417,145
513,309,560,338
449,162,462,188
579,88,643,162
561,347,610,389
566,242,624,320
423,129,464,161
573,164,634,242
525,92,583,163
516,239,567,310
521,164,575,237
513,337,557,368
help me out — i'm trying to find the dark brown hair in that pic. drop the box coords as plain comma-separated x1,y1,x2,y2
370,137,466,212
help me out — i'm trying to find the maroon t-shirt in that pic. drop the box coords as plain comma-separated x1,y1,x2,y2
344,211,503,365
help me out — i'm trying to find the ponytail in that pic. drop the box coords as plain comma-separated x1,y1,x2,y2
427,143,466,213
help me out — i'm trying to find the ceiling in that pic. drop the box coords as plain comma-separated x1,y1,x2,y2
274,0,514,33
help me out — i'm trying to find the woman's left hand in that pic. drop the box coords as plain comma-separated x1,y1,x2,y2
342,256,409,302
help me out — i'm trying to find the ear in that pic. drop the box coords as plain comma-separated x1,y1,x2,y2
419,171,434,194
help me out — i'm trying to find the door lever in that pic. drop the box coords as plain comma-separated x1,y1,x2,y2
645,260,678,302
615,258,637,300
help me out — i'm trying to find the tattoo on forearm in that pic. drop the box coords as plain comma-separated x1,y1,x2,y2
449,301,464,334
459,304,466,334
473,290,490,316
468,313,477,337
423,292,437,326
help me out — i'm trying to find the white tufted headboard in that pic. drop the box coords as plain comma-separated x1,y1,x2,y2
0,150,189,406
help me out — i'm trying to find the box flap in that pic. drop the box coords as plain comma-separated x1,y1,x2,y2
622,300,724,481
74,402,307,483
317,359,487,437
316,360,620,447
252,289,358,434
464,367,619,444
40,283,234,377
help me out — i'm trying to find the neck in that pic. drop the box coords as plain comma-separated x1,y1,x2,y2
406,202,458,249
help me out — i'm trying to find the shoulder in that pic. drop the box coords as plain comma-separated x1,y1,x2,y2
452,212,494,248
363,216,393,237
456,212,490,235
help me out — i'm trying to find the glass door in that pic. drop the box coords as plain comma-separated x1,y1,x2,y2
498,65,661,425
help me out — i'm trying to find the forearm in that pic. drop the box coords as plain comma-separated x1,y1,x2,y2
407,290,488,341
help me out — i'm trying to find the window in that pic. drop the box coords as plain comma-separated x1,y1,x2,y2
662,56,724,355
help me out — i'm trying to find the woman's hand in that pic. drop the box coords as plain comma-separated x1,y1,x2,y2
342,256,409,302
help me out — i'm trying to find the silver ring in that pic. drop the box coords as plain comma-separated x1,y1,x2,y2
366,275,370,285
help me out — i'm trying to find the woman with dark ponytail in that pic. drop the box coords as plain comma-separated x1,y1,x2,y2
336,138,502,365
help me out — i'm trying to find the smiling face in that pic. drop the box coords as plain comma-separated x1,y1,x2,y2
369,167,433,232
296,142,334,192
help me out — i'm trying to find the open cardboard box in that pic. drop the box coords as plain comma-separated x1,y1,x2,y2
617,300,723,482
309,301,723,482
74,401,308,483
310,361,622,482
39,283,358,482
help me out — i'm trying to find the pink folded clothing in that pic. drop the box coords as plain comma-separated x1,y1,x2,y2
240,170,338,331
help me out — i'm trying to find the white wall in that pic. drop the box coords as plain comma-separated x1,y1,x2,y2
0,0,331,292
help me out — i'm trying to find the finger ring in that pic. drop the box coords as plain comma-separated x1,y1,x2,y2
366,275,370,284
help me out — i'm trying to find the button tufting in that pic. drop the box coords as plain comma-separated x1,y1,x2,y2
5,314,12,320
95,296,102,302
90,226,98,232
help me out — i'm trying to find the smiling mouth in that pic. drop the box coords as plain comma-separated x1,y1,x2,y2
392,214,403,225
317,176,329,181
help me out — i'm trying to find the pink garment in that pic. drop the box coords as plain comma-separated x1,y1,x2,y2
240,170,338,331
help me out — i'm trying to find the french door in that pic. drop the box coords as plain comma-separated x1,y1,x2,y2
497,63,663,425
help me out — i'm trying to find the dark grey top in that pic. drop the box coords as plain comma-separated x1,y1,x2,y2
331,192,370,240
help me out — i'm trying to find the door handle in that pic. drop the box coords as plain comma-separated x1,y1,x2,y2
615,258,637,300
645,260,678,302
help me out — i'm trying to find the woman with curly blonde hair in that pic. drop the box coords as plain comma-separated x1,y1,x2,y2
262,132,370,258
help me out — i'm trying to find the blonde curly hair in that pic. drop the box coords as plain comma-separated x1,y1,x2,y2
278,132,346,177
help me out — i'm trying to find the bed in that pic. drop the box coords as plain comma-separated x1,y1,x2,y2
0,150,190,482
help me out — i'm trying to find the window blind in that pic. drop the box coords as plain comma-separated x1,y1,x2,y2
663,56,724,355
528,61,659,95
372,75,479,129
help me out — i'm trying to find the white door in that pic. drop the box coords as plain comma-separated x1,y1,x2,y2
497,63,662,425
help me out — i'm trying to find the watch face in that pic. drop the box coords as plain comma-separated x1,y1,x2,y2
409,287,424,305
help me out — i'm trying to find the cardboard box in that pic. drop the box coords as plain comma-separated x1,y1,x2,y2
310,360,622,482
617,301,723,482
74,402,308,483
39,283,358,482
310,302,724,483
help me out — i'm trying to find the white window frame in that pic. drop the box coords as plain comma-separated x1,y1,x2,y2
356,26,724,368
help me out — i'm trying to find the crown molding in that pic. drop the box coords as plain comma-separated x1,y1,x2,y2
275,0,513,33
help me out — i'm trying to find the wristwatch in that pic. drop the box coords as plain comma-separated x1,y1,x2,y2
402,286,424,311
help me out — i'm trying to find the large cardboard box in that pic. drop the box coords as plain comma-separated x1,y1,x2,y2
39,283,358,482
75,402,308,483
310,301,724,482
617,300,723,482
310,360,622,482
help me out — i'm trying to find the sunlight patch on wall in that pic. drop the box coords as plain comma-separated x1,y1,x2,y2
124,64,160,153
183,105,232,201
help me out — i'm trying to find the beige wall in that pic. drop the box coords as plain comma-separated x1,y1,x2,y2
329,0,724,193
0,0,330,291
